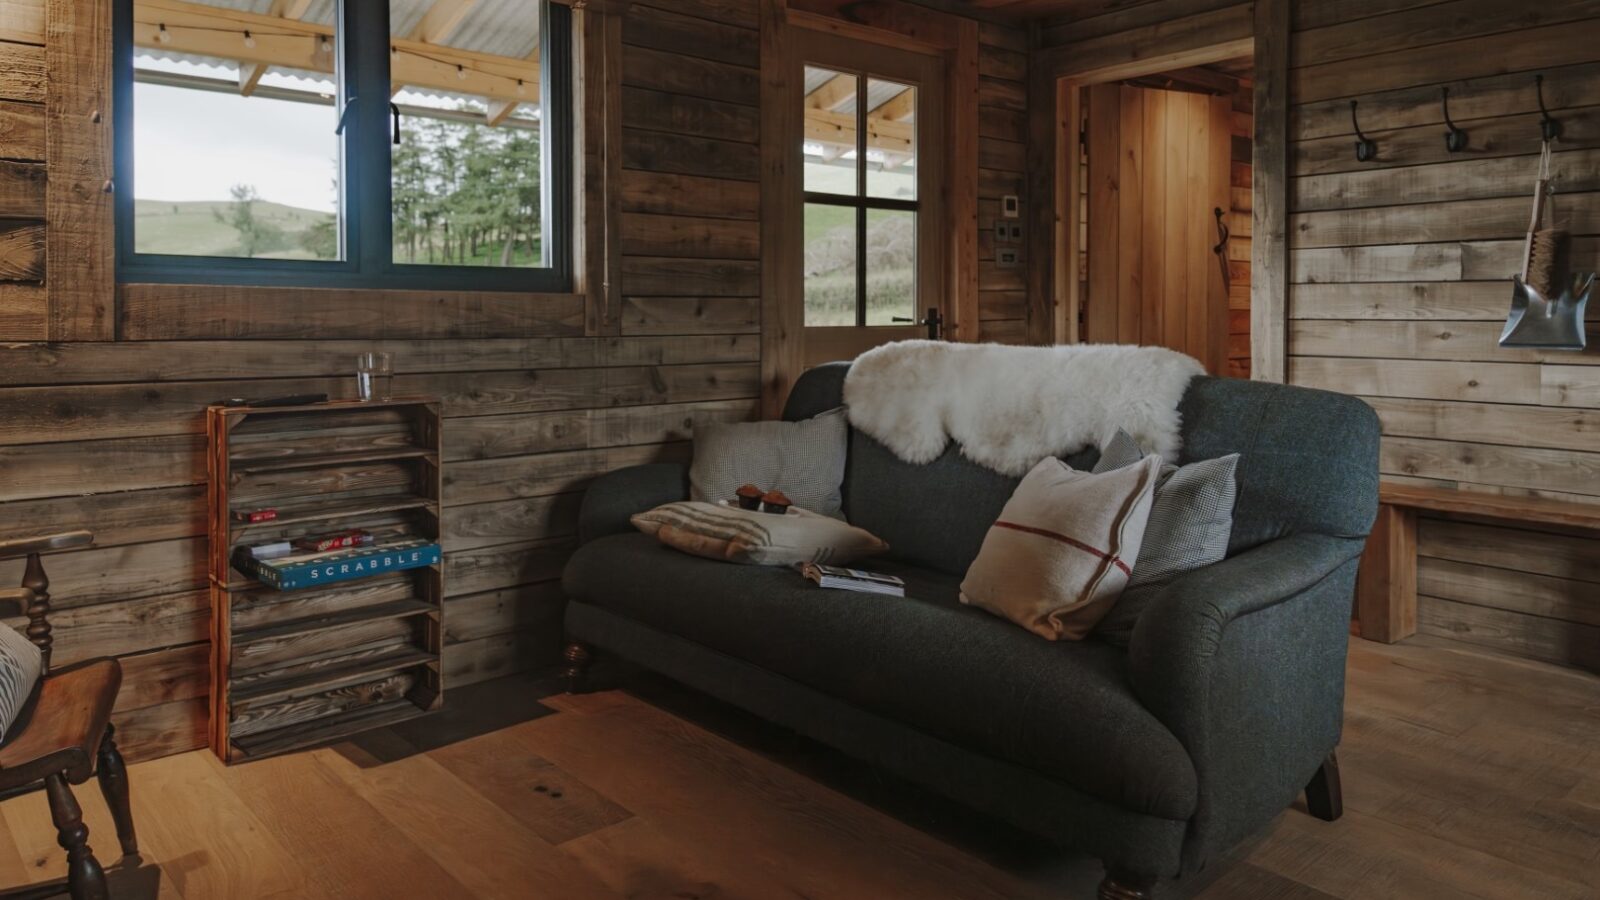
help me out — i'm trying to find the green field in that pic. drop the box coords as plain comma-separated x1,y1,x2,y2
133,198,332,259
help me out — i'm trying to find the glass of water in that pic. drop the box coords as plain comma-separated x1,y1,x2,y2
356,351,393,401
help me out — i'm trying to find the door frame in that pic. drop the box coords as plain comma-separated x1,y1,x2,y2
1027,0,1288,383
758,1,980,417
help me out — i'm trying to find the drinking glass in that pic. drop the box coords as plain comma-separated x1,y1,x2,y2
356,351,393,401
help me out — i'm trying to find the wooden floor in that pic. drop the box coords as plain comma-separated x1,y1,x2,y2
0,637,1595,900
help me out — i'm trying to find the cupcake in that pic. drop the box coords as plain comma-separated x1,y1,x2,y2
735,484,764,510
761,489,792,515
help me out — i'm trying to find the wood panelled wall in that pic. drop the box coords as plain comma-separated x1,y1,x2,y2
1227,75,1250,378
0,0,1024,763
1043,0,1600,671
973,22,1033,344
1285,0,1600,670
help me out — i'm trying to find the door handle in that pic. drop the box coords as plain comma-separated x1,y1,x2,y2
891,308,944,340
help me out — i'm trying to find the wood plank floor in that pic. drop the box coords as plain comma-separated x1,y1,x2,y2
0,637,1595,900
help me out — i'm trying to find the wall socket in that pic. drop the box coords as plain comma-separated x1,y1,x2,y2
1001,194,1020,218
997,248,1019,268
994,222,1024,243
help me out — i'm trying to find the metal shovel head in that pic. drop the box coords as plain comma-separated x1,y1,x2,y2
1499,273,1593,350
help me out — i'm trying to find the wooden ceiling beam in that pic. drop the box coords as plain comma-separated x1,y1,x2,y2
805,73,855,111
135,0,538,103
870,87,915,122
804,108,914,154
236,0,313,97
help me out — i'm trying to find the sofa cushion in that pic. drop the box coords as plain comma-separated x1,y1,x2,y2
691,406,848,518
564,532,1199,820
631,501,887,566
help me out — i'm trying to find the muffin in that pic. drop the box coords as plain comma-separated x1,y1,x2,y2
735,484,764,511
760,489,792,515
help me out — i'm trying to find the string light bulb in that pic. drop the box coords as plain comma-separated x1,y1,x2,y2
156,23,171,44
456,65,467,81
320,37,332,53
243,30,255,49
516,79,525,96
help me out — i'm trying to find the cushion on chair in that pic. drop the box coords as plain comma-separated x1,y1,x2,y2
0,624,41,744
564,533,1199,821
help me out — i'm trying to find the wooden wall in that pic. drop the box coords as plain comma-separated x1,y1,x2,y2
1226,74,1250,378
0,0,1023,763
973,22,1033,344
1285,0,1600,670
1042,0,1600,671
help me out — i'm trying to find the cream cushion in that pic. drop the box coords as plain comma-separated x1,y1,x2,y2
959,455,1162,640
632,501,888,567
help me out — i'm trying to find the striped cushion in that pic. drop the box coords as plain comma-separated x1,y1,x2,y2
632,501,887,567
1092,429,1240,645
960,455,1163,641
0,624,41,743
690,407,848,519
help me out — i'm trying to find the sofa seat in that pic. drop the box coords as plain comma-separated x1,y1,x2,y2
564,532,1198,821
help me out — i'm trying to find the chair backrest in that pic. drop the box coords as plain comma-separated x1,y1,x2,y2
783,362,1380,576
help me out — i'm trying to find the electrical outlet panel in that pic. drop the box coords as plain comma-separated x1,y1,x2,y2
997,248,1019,268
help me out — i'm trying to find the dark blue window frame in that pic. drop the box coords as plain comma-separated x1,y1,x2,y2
112,0,573,293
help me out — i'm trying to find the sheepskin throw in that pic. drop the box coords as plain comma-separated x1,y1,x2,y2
842,341,1205,476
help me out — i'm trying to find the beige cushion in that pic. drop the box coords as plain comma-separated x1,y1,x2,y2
691,407,848,519
632,501,888,567
959,455,1162,640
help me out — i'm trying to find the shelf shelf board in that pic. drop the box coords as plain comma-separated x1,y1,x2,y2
230,646,438,707
231,448,435,475
232,598,437,651
229,698,430,760
230,493,438,535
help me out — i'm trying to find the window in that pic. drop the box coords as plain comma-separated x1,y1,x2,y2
113,0,572,292
801,66,918,326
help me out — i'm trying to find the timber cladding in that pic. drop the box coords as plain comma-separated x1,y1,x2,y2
0,0,1028,764
1283,0,1600,670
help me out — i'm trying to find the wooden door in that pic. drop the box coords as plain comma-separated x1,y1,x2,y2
1082,83,1233,374
796,31,947,368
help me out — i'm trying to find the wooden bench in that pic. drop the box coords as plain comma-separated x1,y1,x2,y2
1355,483,1600,643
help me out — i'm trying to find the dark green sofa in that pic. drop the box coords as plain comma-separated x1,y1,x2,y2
561,362,1380,898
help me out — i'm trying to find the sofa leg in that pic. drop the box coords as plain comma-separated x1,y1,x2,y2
562,640,594,694
1097,866,1157,899
1305,751,1343,822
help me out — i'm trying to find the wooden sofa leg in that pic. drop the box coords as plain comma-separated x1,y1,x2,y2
1097,866,1157,899
1305,751,1344,822
563,640,594,694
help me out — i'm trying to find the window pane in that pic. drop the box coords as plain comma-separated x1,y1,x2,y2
131,0,341,259
803,66,858,196
805,203,856,326
391,0,544,268
865,79,915,201
866,209,915,326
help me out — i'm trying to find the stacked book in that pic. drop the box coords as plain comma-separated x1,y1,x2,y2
797,562,906,597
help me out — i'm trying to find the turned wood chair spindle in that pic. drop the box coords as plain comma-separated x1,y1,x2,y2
0,530,138,900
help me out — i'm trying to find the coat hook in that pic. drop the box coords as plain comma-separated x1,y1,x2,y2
1442,87,1467,152
1536,74,1562,141
1350,100,1377,162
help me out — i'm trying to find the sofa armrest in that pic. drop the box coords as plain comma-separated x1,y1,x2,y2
1126,532,1365,871
577,463,690,545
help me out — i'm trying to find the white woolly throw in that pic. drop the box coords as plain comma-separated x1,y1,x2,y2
842,341,1204,476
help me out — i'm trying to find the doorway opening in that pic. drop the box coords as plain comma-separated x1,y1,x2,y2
1074,56,1253,377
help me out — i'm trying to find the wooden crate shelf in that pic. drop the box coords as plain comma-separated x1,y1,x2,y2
208,397,445,764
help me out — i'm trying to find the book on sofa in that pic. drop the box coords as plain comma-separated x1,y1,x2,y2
232,537,441,591
798,563,906,596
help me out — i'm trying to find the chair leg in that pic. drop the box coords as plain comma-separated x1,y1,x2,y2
46,774,108,900
562,640,594,694
1097,865,1157,899
96,723,139,859
1305,751,1344,822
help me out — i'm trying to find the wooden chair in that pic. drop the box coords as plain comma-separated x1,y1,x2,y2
0,531,137,900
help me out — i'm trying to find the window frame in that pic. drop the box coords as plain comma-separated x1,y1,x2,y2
111,0,573,293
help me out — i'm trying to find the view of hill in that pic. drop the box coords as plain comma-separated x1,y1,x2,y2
134,197,333,260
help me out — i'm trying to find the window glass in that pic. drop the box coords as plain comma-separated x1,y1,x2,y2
802,66,857,197
804,203,856,326
390,0,544,268
130,0,341,259
865,208,915,325
864,79,915,201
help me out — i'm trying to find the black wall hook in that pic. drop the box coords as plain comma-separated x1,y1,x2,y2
1536,74,1562,141
1442,87,1467,152
1350,100,1377,162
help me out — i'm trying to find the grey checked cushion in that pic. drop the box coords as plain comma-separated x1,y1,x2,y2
0,625,41,743
691,406,848,519
1091,429,1239,645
